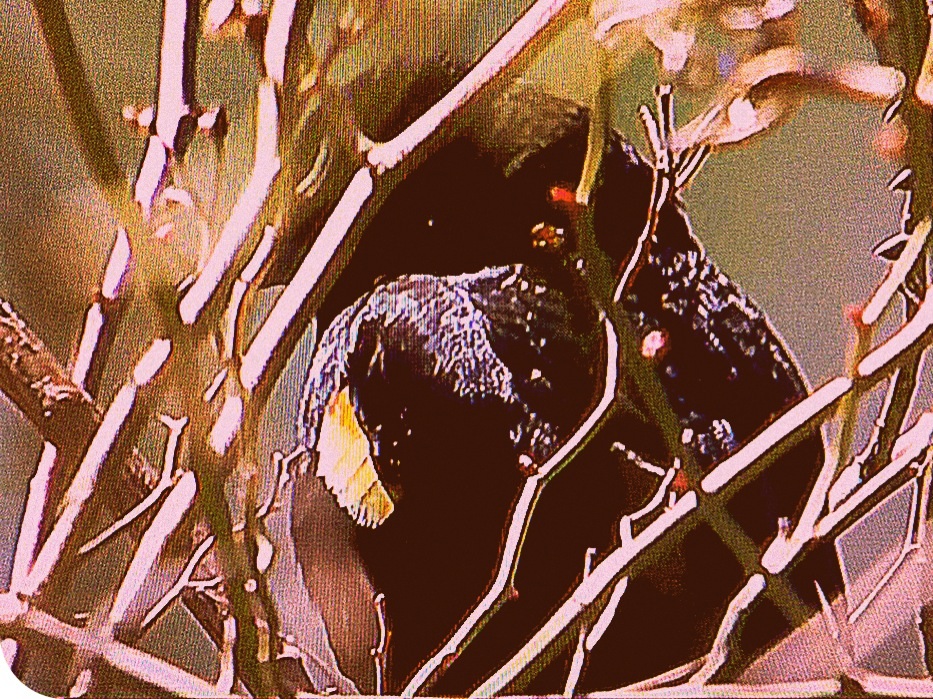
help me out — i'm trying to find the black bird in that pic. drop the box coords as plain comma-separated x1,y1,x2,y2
293,78,834,694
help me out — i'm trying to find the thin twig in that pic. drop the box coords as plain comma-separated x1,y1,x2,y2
402,318,619,696
216,615,236,693
862,218,932,326
0,594,227,698
592,678,842,697
372,593,388,696
107,471,198,629
688,574,766,684
20,340,171,597
471,492,700,697
71,227,131,393
135,0,198,215
596,656,708,695
365,0,583,171
564,547,597,696
238,168,373,390
143,535,216,629
9,443,57,594
179,77,281,324
472,398,933,695
80,415,189,554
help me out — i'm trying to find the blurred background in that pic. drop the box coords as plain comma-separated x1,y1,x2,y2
0,0,908,690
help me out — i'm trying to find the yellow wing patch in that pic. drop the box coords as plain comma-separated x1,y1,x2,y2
316,387,395,528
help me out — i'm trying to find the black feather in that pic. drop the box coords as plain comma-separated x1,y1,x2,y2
294,80,835,693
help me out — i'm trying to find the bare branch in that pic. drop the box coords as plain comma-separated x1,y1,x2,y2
862,218,932,326
239,168,373,390
143,535,216,629
135,0,199,215
0,298,98,452
372,593,388,696
224,224,276,361
0,593,226,698
264,0,297,85
403,318,619,696
9,443,57,594
107,471,198,629
688,574,766,684
20,340,171,597
365,0,584,171
80,414,188,554
563,548,597,696
72,228,132,394
471,492,700,697
216,615,236,693
179,77,281,324
595,657,709,695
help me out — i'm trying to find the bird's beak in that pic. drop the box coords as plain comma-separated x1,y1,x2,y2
316,386,395,528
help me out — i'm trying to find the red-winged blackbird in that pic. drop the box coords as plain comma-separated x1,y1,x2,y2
292,78,834,694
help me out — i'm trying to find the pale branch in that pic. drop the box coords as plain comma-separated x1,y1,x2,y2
862,218,931,326
563,548,597,697
178,76,281,325
688,574,766,685
472,395,933,694
9,443,57,594
597,657,708,695
829,373,900,511
612,442,667,477
263,0,297,85
816,412,932,538
80,414,188,554
240,0,585,396
593,678,843,696
208,394,243,455
204,0,235,33
216,615,236,694
365,0,584,171
238,168,373,390
0,296,236,651
585,576,628,654
143,534,216,629
67,668,92,697
135,0,199,216
372,592,387,697
401,318,619,697
255,446,303,521
20,340,171,598
622,460,680,534
0,298,98,455
0,593,227,698
71,227,131,396
203,368,227,403
106,471,198,631
846,453,924,624
613,88,711,304
472,491,700,697
612,91,673,304
225,224,276,361
871,356,922,476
